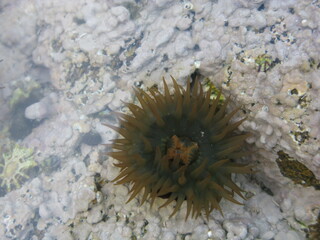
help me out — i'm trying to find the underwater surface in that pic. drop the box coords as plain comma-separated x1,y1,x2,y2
0,0,319,239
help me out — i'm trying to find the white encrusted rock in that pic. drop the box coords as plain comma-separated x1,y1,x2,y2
87,205,104,224
72,177,96,214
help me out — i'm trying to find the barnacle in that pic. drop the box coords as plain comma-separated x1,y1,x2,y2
106,76,253,219
0,144,38,195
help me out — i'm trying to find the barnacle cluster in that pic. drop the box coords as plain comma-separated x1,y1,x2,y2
106,76,252,219
0,144,38,195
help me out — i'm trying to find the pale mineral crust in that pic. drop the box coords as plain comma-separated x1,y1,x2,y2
0,0,319,239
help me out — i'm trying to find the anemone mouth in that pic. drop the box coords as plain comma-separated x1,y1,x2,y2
106,76,253,220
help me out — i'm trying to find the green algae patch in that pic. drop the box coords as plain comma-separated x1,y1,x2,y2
0,144,39,196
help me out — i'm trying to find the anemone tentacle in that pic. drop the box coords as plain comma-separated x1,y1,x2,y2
106,76,253,220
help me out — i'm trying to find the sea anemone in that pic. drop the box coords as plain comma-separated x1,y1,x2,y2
106,76,252,219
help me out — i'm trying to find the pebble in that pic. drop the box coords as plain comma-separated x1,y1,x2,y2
81,131,102,146
73,182,96,213
121,226,132,238
39,204,51,219
274,230,301,240
25,93,57,120
261,231,275,240
73,121,91,133
174,33,193,56
87,205,104,224
155,28,175,48
161,231,175,240
25,101,48,120
176,15,192,31
155,0,171,7
313,154,320,167
265,125,274,135
311,70,320,89
223,220,248,239
110,6,130,22
280,198,292,212
108,89,131,111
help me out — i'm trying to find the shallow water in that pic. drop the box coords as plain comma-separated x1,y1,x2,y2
0,0,319,239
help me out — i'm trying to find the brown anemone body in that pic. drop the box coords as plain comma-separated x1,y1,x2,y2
106,76,252,219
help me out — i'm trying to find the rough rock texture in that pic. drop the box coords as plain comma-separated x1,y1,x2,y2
0,0,319,239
